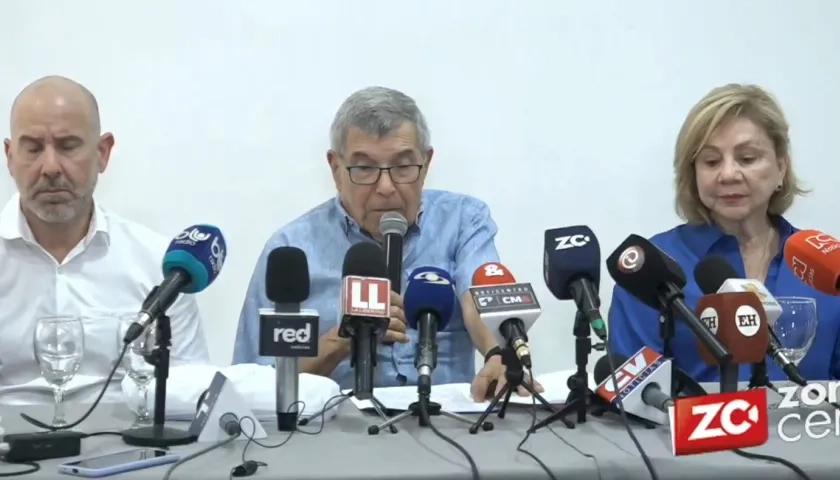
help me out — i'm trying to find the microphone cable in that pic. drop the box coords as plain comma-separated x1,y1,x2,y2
602,341,659,480
0,460,39,477
20,342,130,430
516,367,557,480
417,391,480,480
162,412,243,480
232,394,348,478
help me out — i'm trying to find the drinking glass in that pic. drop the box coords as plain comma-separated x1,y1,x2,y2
33,316,85,427
116,315,156,425
768,297,818,409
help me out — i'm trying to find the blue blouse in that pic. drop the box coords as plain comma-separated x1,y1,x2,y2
608,217,840,382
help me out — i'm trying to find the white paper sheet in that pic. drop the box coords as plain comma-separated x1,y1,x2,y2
344,369,596,413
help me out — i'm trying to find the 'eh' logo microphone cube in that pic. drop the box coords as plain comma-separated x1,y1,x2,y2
342,276,390,318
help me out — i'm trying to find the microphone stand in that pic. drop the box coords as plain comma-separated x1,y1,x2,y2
529,312,656,434
748,360,777,393
122,315,197,447
368,338,488,435
297,321,395,433
470,345,555,434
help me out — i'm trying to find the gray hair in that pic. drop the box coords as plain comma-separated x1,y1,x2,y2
329,86,431,155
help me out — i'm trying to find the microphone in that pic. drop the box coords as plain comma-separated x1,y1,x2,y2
404,267,456,395
379,212,408,293
124,225,226,344
593,347,673,425
694,255,806,387
784,229,840,295
468,262,538,368
543,225,607,341
692,291,769,364
472,262,516,285
257,247,319,431
338,243,391,400
605,234,732,365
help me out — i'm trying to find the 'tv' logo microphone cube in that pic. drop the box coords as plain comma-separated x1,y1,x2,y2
258,309,320,358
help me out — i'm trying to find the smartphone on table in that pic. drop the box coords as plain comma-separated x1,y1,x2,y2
58,448,180,477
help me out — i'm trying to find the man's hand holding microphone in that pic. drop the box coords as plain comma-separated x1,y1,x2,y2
383,291,410,344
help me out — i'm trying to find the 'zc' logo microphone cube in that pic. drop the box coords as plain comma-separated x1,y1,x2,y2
672,389,769,456
342,276,390,318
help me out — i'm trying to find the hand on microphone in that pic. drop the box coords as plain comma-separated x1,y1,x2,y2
383,291,409,344
470,355,544,402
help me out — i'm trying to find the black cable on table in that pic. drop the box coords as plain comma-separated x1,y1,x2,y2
80,431,123,439
0,459,39,477
603,342,659,480
731,449,812,480
417,392,480,480
162,414,243,480
21,342,130,431
516,368,557,480
232,394,347,478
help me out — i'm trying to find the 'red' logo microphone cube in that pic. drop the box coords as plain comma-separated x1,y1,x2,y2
342,276,390,318
672,389,768,456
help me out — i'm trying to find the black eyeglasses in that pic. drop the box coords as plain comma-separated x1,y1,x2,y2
346,164,424,185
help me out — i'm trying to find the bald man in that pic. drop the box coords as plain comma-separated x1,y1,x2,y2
1,76,208,412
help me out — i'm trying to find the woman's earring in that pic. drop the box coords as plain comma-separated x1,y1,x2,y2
775,183,783,191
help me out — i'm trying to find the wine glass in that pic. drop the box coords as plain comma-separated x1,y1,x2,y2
768,297,818,409
33,316,85,427
116,315,156,425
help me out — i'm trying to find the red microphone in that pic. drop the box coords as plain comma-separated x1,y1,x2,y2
471,262,517,286
784,229,840,295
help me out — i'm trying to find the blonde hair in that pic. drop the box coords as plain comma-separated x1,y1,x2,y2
673,84,809,224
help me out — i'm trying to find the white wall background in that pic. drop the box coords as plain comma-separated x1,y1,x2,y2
2,0,838,376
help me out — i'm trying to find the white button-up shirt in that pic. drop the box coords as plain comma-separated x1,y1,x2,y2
0,193,209,405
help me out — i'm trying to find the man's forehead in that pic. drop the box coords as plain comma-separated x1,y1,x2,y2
345,124,420,157
10,97,93,138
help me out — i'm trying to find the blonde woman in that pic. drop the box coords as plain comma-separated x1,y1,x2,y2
607,84,839,382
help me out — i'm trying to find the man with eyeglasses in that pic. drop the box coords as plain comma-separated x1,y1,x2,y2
232,86,542,402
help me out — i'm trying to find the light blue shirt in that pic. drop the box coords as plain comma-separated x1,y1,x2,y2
232,189,501,389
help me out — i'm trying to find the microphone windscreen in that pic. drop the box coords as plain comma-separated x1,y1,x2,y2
605,234,686,309
783,230,840,295
342,242,388,278
694,255,739,295
379,211,408,237
593,354,628,384
404,267,456,330
162,225,227,294
543,226,600,300
472,262,517,285
265,247,310,303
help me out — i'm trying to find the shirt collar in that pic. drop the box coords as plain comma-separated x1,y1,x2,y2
0,193,110,246
681,215,796,256
333,194,425,237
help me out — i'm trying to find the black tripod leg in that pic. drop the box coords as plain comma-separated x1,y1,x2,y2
470,386,508,433
498,387,514,418
520,383,556,412
370,397,398,433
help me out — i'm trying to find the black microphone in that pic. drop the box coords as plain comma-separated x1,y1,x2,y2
338,243,392,399
543,225,607,341
694,255,808,387
258,247,319,431
379,212,408,293
606,234,732,364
